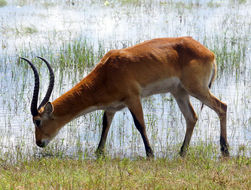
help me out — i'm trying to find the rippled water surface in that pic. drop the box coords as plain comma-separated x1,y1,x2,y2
0,0,250,160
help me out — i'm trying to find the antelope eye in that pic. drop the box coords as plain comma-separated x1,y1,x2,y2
34,120,41,127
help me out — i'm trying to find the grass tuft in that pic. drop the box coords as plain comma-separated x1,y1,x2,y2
0,0,7,7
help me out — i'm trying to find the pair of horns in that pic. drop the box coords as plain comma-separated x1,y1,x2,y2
20,57,54,116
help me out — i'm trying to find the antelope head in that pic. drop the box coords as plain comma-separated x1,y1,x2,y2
21,57,57,148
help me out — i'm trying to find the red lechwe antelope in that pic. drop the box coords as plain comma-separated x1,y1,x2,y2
21,37,229,157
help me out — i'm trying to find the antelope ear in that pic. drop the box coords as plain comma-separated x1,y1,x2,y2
44,102,54,115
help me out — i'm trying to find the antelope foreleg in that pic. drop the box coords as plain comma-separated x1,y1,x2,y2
127,96,154,158
96,111,115,157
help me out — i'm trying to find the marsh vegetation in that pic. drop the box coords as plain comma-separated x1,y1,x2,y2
0,0,250,165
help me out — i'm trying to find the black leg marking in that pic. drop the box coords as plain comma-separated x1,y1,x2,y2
220,136,229,157
96,111,114,157
103,112,108,128
179,136,188,157
130,111,153,157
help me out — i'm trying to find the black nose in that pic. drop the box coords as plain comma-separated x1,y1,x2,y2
36,141,45,148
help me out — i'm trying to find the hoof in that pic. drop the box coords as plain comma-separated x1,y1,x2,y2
146,150,154,158
95,149,105,159
221,149,230,157
220,137,229,157
179,150,186,157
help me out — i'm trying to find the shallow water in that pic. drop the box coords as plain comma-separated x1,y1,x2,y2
0,0,250,160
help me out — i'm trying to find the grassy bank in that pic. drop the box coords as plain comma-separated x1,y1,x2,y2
0,153,250,189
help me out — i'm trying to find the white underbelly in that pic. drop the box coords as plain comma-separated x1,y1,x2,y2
76,77,180,116
141,77,180,97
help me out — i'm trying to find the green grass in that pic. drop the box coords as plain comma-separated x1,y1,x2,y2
202,32,249,75
0,144,250,189
230,0,247,4
0,0,7,7
58,39,98,70
0,153,250,189
22,26,38,34
119,0,142,6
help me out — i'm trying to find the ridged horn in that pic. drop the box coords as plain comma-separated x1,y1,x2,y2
37,57,55,110
20,57,39,116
